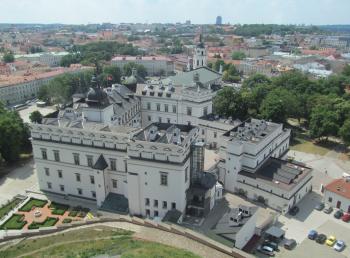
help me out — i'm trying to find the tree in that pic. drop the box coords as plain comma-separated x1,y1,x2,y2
309,105,339,141
342,64,350,77
242,73,271,89
2,51,14,63
29,111,43,124
0,107,30,163
222,64,241,83
339,119,350,145
123,62,147,78
231,51,246,60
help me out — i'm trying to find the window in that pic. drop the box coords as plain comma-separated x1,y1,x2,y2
60,185,64,192
145,198,150,206
124,160,128,172
91,191,96,198
167,118,170,123
164,104,169,112
47,182,52,189
187,107,192,116
163,201,167,209
76,173,81,182
110,159,116,171
203,106,208,116
146,209,150,216
160,173,168,186
156,103,160,111
77,188,82,195
73,153,80,165
154,210,159,217
41,149,47,160
214,132,217,138
147,102,151,110
148,115,151,122
90,175,95,184
158,117,162,123
185,167,188,183
172,105,176,113
87,155,93,167
328,197,332,202
172,202,176,209
154,199,158,208
112,179,117,188
58,170,62,178
53,150,60,162
45,168,50,176
202,129,205,135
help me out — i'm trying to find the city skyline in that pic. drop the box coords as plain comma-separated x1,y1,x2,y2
1,0,349,25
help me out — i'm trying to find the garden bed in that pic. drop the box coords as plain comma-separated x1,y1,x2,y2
28,217,58,229
68,206,90,218
0,214,26,230
49,202,69,215
19,198,48,212
0,198,22,220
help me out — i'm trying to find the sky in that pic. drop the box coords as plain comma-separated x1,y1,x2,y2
0,0,349,25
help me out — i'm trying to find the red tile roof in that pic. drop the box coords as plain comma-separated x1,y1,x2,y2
325,178,350,199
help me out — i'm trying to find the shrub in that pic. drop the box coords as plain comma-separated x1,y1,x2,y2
19,198,47,212
62,218,72,224
28,217,58,230
0,214,26,230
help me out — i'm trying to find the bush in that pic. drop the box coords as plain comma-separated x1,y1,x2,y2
28,217,58,230
19,198,47,212
0,214,26,230
62,218,72,224
68,210,78,217
49,202,69,215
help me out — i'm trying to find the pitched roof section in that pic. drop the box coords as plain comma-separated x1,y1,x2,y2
163,67,221,86
325,178,350,199
93,154,108,170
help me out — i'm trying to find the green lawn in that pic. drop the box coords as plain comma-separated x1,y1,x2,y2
0,226,201,258
0,214,26,230
28,217,58,229
49,202,69,215
19,198,48,212
0,198,22,220
290,136,330,155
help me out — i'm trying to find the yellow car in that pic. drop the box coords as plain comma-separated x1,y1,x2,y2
326,235,336,246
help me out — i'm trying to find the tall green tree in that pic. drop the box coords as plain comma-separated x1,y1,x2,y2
339,119,350,145
29,111,43,124
2,51,14,63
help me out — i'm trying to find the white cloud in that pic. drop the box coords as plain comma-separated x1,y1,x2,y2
0,0,349,24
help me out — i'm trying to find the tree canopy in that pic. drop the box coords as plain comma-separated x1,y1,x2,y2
2,51,14,63
29,111,43,124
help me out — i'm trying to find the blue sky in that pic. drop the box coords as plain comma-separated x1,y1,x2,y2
1,0,349,25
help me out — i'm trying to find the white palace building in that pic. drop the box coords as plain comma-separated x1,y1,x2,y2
30,40,313,220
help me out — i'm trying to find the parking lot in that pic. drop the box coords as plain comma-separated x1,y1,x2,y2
276,220,348,258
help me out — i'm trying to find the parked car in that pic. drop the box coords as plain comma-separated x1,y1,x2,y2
257,245,275,256
315,203,325,211
334,210,344,219
284,239,297,250
323,206,333,214
308,230,318,240
326,235,336,246
264,240,279,251
316,234,327,244
289,206,299,216
341,213,350,222
334,240,345,252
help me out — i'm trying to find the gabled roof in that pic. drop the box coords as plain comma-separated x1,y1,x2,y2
93,154,108,170
325,178,350,199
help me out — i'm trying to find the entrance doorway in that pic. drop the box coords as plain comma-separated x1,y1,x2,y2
336,201,341,209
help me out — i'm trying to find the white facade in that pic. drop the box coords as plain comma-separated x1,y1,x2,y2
15,52,70,67
219,118,313,213
193,44,207,70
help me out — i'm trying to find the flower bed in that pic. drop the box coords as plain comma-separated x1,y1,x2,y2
0,198,22,220
0,214,26,230
49,202,69,216
19,198,48,212
28,217,58,230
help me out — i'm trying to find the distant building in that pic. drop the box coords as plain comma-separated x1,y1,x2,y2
15,52,70,67
185,20,191,25
111,56,174,76
216,16,223,25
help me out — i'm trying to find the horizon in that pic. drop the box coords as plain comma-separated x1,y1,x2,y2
1,0,350,25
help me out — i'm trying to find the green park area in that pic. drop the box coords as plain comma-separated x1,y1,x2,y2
19,198,48,212
0,226,201,258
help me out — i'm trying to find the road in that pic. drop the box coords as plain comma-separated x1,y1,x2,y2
0,159,39,206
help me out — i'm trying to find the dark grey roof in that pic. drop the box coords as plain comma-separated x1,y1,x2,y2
265,226,285,238
200,172,217,190
162,209,182,223
93,154,108,170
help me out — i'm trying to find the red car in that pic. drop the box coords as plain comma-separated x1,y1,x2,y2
341,213,350,222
